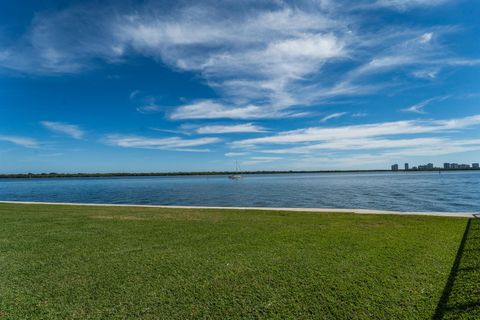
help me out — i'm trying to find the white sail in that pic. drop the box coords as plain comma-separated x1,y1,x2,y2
228,160,242,180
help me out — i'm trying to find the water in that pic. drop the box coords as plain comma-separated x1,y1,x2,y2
0,171,479,212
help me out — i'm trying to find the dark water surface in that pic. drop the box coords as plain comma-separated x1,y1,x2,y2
0,172,479,212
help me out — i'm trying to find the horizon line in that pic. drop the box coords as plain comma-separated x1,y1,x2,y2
1,168,480,178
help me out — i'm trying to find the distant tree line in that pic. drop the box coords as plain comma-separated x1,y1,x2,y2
0,170,392,179
1,168,478,179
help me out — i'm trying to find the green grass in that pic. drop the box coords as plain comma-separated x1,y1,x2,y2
434,218,480,319
0,203,476,319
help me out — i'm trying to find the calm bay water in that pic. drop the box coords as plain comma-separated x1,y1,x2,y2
0,171,479,212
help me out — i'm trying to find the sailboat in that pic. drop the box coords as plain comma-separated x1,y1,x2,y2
228,161,242,180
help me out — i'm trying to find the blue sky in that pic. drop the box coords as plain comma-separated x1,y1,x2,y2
1,0,480,173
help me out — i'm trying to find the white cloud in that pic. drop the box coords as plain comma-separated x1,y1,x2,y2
412,69,438,79
374,0,451,10
267,34,344,61
352,112,368,117
260,137,446,154
419,32,433,43
0,3,369,115
196,123,266,134
290,154,389,170
225,152,248,157
170,101,283,120
0,0,473,121
271,137,480,170
129,90,140,100
401,101,429,114
136,105,161,114
150,127,191,135
0,135,39,148
130,92,163,114
251,156,282,161
232,114,480,148
401,96,448,114
320,112,348,122
115,6,346,114
104,134,220,152
381,141,480,157
41,121,85,139
348,55,417,80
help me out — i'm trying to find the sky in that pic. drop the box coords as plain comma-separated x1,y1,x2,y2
1,0,480,173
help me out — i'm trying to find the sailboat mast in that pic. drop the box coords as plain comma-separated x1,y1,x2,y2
228,160,242,180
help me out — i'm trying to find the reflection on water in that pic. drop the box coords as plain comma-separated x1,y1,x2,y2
0,171,479,212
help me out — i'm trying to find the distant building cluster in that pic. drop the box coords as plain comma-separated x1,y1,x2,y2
417,163,434,170
391,162,480,171
444,163,479,169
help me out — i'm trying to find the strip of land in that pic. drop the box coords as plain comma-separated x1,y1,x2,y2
1,202,478,319
0,200,475,218
1,167,479,179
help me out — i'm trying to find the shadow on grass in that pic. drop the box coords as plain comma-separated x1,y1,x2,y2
433,218,480,319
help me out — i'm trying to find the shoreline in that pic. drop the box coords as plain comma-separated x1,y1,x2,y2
1,168,479,179
0,200,476,218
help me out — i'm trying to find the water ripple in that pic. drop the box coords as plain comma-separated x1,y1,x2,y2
0,171,479,213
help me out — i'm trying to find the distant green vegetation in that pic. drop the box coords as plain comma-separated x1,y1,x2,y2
0,203,477,319
0,170,391,179
0,168,478,179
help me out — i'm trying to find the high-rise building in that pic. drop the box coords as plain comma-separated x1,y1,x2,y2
404,163,409,171
418,163,435,170
473,163,479,169
391,164,399,171
444,163,450,169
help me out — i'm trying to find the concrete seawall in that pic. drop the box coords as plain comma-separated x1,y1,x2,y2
0,200,477,218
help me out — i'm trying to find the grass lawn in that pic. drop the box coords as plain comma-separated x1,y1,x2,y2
0,203,477,319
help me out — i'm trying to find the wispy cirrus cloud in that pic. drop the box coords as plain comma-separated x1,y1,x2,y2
352,112,368,118
320,112,348,122
150,127,191,136
242,156,282,165
41,121,85,139
258,136,480,170
136,104,161,114
130,90,163,114
305,138,480,169
401,96,448,114
0,135,39,148
168,100,310,120
0,0,472,121
196,123,266,134
225,152,248,157
129,90,141,100
104,134,221,152
232,114,480,149
169,101,272,120
412,69,439,79
260,137,445,154
373,0,452,11
288,143,479,170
